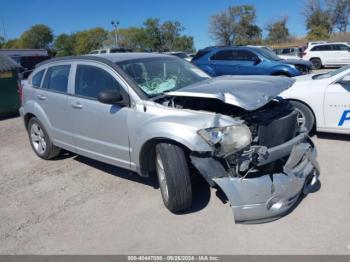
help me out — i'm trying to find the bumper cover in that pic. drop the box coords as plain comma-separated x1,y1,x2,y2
191,139,320,223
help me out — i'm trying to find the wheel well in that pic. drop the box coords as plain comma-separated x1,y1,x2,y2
24,113,35,130
287,99,317,129
309,57,321,62
139,138,191,177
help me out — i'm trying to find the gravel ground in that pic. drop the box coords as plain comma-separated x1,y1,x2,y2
0,116,350,255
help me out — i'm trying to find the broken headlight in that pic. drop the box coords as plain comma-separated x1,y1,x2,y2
198,125,252,156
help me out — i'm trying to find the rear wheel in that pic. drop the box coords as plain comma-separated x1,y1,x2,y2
289,101,315,134
310,58,322,70
155,143,192,212
28,117,61,159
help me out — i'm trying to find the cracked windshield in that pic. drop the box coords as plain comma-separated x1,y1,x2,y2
118,57,210,96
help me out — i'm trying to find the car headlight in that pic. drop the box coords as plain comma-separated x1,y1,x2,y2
197,125,252,156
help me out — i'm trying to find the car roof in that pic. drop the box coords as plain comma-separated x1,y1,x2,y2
92,52,172,62
35,52,174,68
310,42,349,47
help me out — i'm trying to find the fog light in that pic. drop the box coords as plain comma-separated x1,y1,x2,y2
267,197,284,211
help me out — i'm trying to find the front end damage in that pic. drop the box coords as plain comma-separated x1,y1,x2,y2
188,99,320,223
158,76,320,223
191,135,320,223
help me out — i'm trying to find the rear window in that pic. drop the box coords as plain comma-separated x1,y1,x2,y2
31,69,45,88
311,45,332,51
192,49,211,61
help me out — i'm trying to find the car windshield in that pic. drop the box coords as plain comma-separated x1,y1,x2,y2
117,57,210,97
313,65,350,80
255,48,282,61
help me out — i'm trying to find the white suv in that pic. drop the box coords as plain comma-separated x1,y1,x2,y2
302,42,350,69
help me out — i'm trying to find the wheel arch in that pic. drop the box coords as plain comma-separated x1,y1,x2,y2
286,98,317,130
24,113,36,130
139,137,192,177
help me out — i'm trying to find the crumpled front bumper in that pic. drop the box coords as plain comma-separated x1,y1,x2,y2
191,137,320,223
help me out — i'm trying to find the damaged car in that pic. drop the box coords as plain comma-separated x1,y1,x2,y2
20,53,320,223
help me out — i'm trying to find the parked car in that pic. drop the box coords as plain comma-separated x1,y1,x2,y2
20,53,320,223
0,54,22,116
274,47,303,60
164,51,192,61
281,65,350,134
89,48,133,54
302,42,350,69
192,46,312,77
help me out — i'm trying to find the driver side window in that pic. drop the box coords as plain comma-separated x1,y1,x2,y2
75,65,122,99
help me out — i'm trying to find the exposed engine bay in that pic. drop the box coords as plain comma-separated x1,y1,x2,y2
157,95,301,180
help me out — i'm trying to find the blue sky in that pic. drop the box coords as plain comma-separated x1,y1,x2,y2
0,0,308,49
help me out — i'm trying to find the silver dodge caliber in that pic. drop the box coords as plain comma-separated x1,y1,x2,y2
20,53,320,223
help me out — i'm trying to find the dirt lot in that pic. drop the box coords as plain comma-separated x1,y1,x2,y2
0,116,350,255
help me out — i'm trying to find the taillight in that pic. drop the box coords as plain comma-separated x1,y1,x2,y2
18,82,23,105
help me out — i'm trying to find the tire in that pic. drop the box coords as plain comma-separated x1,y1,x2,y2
289,101,315,134
155,143,192,212
310,58,322,70
28,117,61,159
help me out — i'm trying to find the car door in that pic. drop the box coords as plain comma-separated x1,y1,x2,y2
69,62,131,169
35,64,75,148
210,49,240,76
233,49,264,75
332,44,350,64
324,74,350,131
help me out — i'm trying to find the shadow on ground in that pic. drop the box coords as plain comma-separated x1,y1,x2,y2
316,132,350,142
59,153,213,214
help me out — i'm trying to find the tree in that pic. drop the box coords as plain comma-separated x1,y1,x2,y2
327,0,350,33
2,38,21,48
73,27,108,54
173,35,195,52
20,24,53,49
304,0,332,40
266,17,290,44
160,21,185,51
0,36,5,48
54,33,76,56
142,18,163,51
209,5,262,45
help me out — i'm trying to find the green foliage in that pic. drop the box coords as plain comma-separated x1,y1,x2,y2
304,0,332,40
53,34,76,56
209,5,262,45
2,38,21,49
74,27,108,55
266,17,290,44
20,24,53,49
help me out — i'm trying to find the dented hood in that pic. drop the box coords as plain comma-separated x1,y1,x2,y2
166,75,295,111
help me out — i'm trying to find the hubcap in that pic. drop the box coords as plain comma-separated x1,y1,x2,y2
295,108,306,128
156,152,169,202
30,123,46,154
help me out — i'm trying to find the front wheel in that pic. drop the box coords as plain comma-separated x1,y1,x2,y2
289,101,315,134
155,143,192,213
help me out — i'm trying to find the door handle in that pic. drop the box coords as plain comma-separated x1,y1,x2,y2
36,94,47,100
71,102,83,109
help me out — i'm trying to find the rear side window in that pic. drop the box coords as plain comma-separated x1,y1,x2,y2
31,69,45,88
212,50,237,60
75,65,122,99
311,45,332,51
236,50,258,61
43,65,70,93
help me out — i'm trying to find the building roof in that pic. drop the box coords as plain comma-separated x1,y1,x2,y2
0,54,22,72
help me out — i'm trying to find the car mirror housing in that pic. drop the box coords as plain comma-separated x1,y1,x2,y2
98,89,124,105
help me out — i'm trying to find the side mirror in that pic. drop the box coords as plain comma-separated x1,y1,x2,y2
98,89,124,104
252,56,262,65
